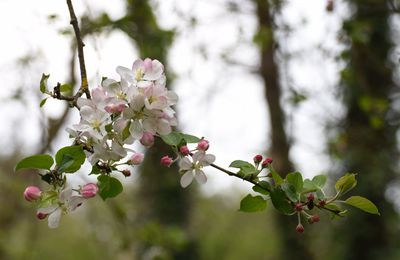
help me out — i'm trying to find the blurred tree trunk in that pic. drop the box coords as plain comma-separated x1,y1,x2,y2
329,1,400,259
111,1,198,259
254,0,315,259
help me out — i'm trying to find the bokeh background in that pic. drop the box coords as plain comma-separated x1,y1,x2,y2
1,0,400,259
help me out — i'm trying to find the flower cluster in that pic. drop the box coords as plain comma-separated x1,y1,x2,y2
71,58,178,165
24,184,98,228
161,139,216,188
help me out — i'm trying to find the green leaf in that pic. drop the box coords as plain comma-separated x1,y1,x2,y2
97,175,123,200
122,121,131,141
229,160,253,168
161,132,183,146
345,196,380,215
286,171,303,192
230,160,258,177
335,173,357,195
303,179,318,192
252,185,269,195
269,166,283,186
324,204,348,219
281,183,298,203
40,98,48,107
239,194,267,212
312,175,327,188
15,154,54,171
90,165,102,175
59,83,72,93
182,134,200,143
270,188,294,215
40,73,50,93
55,145,86,173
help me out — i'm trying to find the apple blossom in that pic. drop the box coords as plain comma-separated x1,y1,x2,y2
179,151,216,188
80,183,99,198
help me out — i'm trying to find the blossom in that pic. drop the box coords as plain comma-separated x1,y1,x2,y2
178,151,216,188
37,188,85,229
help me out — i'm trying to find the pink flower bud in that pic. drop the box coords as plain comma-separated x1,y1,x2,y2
24,186,42,202
261,157,273,168
296,224,305,233
36,212,47,220
140,132,155,147
80,183,99,198
197,139,209,151
310,215,320,223
179,146,190,156
253,154,263,164
105,103,126,113
160,156,173,167
129,152,144,165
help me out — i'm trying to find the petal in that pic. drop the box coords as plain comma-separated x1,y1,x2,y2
194,169,207,184
60,188,72,202
68,196,86,211
129,121,143,139
132,59,144,71
48,208,62,229
116,66,135,83
179,157,193,170
180,171,194,188
192,151,205,163
38,205,58,215
202,154,216,166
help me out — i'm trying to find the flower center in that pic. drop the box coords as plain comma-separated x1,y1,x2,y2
135,68,145,81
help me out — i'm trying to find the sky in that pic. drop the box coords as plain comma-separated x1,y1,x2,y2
0,0,347,195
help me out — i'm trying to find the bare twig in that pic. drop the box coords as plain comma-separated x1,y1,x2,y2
66,0,91,102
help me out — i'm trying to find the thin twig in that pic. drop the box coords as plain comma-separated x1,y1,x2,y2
210,163,271,192
66,0,91,102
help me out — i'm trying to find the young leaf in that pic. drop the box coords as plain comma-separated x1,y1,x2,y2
55,145,86,173
286,171,303,192
15,154,54,171
252,185,269,195
40,98,48,107
161,132,183,146
312,175,327,188
281,183,298,203
269,166,283,186
39,73,50,93
270,187,294,215
345,196,380,215
239,194,267,212
182,134,200,143
302,179,318,192
229,160,253,168
97,175,123,200
335,173,357,195
60,83,72,93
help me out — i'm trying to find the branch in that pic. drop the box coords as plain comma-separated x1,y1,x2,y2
210,163,271,192
66,0,91,101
